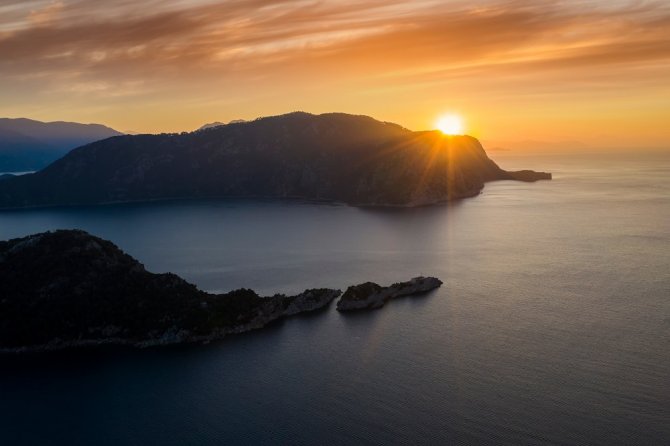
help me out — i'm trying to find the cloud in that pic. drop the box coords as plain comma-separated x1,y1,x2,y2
0,0,669,142
28,1,64,25
1,0,668,85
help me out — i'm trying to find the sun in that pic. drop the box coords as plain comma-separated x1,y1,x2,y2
435,114,464,135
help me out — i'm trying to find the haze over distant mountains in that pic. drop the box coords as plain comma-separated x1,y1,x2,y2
197,119,247,131
484,139,591,152
0,112,549,209
0,118,122,172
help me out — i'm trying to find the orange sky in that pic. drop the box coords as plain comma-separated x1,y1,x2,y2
1,0,669,148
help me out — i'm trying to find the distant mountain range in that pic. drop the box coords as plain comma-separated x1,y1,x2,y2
197,119,246,131
0,112,550,209
0,118,122,172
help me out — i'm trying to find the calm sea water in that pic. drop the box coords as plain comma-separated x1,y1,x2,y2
1,150,668,445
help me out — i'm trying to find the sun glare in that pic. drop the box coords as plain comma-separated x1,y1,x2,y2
436,114,464,135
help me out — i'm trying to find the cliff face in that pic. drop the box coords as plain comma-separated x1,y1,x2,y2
0,230,340,352
0,112,549,209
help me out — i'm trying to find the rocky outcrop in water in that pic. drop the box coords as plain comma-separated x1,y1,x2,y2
0,112,549,209
0,230,340,352
336,276,443,311
508,170,552,182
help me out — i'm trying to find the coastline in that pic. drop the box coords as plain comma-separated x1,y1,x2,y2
0,172,550,212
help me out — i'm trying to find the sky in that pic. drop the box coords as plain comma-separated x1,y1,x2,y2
1,0,669,148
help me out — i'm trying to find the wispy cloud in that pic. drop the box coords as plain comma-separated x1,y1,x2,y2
2,1,668,84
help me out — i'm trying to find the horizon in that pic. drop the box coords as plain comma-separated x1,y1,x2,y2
1,0,669,148
2,111,669,152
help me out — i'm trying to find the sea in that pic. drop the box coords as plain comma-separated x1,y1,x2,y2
0,149,668,445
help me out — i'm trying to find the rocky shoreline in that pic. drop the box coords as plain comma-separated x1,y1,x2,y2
0,288,341,354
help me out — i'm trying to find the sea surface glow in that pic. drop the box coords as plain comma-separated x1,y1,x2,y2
1,150,668,445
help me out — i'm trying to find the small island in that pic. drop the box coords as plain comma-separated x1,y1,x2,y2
336,276,443,311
